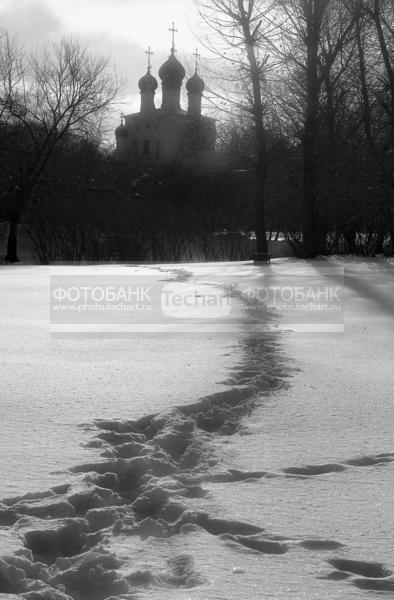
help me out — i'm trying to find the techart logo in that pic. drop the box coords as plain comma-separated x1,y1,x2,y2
161,283,232,319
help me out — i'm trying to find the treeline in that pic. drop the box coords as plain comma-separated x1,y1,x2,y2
22,145,257,263
2,0,394,262
0,32,258,262
196,0,394,257
0,35,118,262
0,32,258,263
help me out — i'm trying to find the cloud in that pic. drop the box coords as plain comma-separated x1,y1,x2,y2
0,0,62,46
0,0,205,141
72,31,168,94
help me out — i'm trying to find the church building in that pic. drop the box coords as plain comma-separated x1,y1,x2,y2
115,26,216,164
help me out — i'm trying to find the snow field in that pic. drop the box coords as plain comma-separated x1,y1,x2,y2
0,258,393,600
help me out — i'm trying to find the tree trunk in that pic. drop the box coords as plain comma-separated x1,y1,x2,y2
375,229,384,254
237,1,268,257
372,0,394,253
5,216,20,263
302,3,322,259
302,128,317,258
255,171,268,254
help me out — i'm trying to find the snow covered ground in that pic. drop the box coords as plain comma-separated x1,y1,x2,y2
0,264,246,496
0,258,393,600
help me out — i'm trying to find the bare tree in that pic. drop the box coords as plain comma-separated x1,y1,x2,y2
365,0,394,251
194,0,278,256
0,36,119,262
274,0,357,256
0,33,24,120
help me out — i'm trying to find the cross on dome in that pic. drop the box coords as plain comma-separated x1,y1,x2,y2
193,49,201,72
169,21,178,53
145,46,153,71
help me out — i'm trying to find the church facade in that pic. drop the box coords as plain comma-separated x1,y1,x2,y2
115,41,216,164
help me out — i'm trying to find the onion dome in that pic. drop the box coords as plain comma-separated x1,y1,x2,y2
186,71,205,94
159,49,185,89
115,117,127,137
138,69,158,92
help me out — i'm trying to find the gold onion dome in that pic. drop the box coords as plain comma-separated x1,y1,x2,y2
138,69,158,92
186,71,205,94
159,49,185,89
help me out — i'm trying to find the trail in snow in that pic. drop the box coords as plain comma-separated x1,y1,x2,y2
0,258,393,600
183,258,394,599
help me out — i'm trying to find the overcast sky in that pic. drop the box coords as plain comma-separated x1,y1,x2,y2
0,0,206,122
